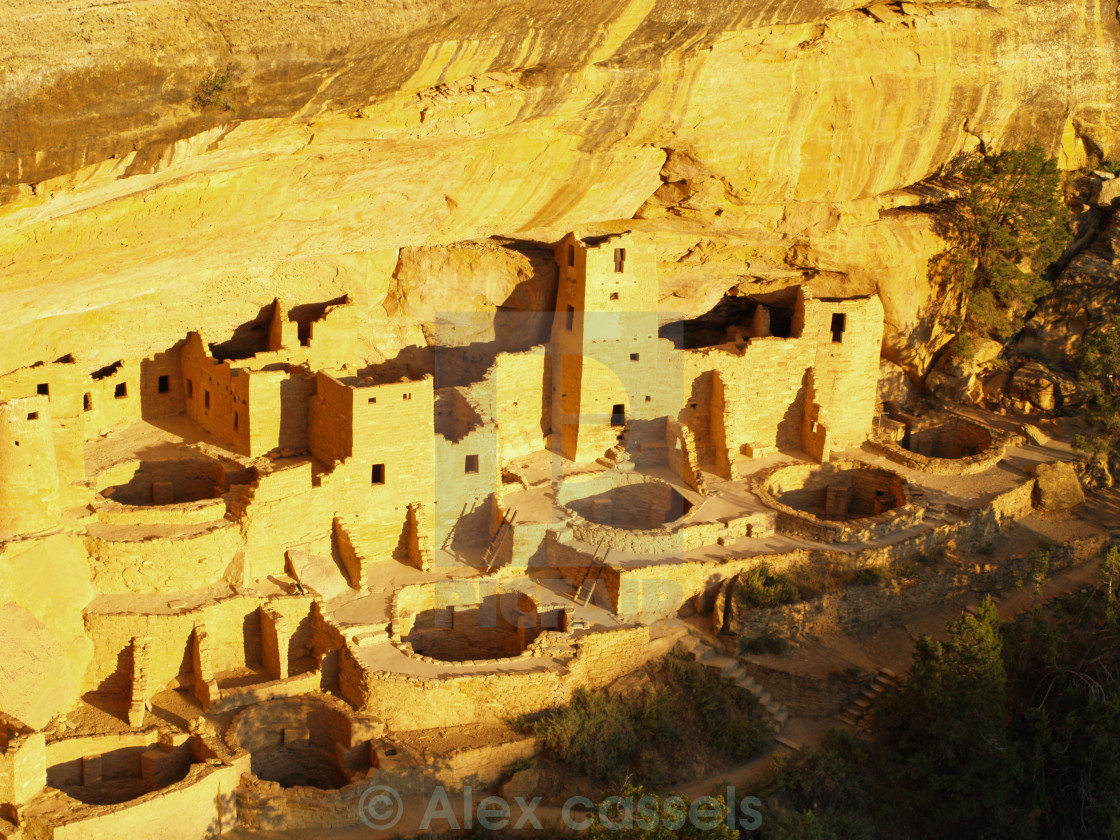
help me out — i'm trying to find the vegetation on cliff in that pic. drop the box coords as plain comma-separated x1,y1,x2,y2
527,652,771,787
933,146,1071,351
756,555,1120,839
1075,315,1120,470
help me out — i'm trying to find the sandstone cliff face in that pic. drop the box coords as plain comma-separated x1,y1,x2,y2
1,0,1118,376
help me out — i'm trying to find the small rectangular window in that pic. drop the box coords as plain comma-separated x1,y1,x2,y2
36,383,49,397
368,396,377,404
567,244,575,267
610,292,619,301
630,353,640,361
402,393,411,401
114,383,127,399
26,412,38,421
157,375,170,393
830,312,846,343
465,454,479,474
204,391,211,410
186,379,193,399
566,305,575,330
371,463,385,485
645,395,651,402
613,248,626,273
83,393,93,412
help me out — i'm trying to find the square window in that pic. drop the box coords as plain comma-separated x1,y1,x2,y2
157,375,170,393
630,353,639,361
83,393,93,412
465,454,479,474
36,383,49,397
403,393,411,400
610,292,619,301
371,463,385,485
26,412,38,421
114,383,127,399
645,395,651,402
186,379,193,399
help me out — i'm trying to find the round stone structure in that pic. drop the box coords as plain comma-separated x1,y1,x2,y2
97,454,236,506
869,411,1010,475
753,461,922,543
391,581,568,665
556,471,697,554
227,696,374,790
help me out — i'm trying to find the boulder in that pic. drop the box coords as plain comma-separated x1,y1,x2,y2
0,604,77,730
285,549,350,600
1019,423,1049,446
500,768,541,802
1033,461,1085,510
1010,361,1058,411
1096,177,1120,208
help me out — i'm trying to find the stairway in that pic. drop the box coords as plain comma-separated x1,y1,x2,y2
680,631,789,734
834,667,900,727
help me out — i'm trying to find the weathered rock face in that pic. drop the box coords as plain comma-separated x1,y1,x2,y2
1034,461,1087,511
2,0,1119,376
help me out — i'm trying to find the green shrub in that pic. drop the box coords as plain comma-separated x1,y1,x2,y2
532,654,770,784
742,630,790,656
737,565,802,608
194,62,242,111
851,567,884,586
929,145,1070,342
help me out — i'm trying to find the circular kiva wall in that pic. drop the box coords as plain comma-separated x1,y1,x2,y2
754,462,921,543
394,585,545,663
228,696,373,790
97,455,241,506
563,479,692,530
556,472,696,553
870,413,1008,475
45,732,202,806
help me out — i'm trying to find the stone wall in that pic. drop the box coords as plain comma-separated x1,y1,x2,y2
492,349,550,461
82,520,243,595
868,413,1013,475
348,625,651,731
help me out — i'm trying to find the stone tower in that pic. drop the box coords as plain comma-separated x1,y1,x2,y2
0,395,61,534
550,232,679,463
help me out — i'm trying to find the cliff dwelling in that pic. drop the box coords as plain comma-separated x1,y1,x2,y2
3,7,1119,831
0,227,1108,837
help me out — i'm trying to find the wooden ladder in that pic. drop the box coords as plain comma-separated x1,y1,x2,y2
574,543,608,606
483,510,517,573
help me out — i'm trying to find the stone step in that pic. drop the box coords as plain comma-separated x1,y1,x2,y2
703,655,740,675
772,710,790,729
725,665,747,683
834,713,860,727
737,676,759,693
774,732,798,750
757,692,772,707
765,700,783,716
